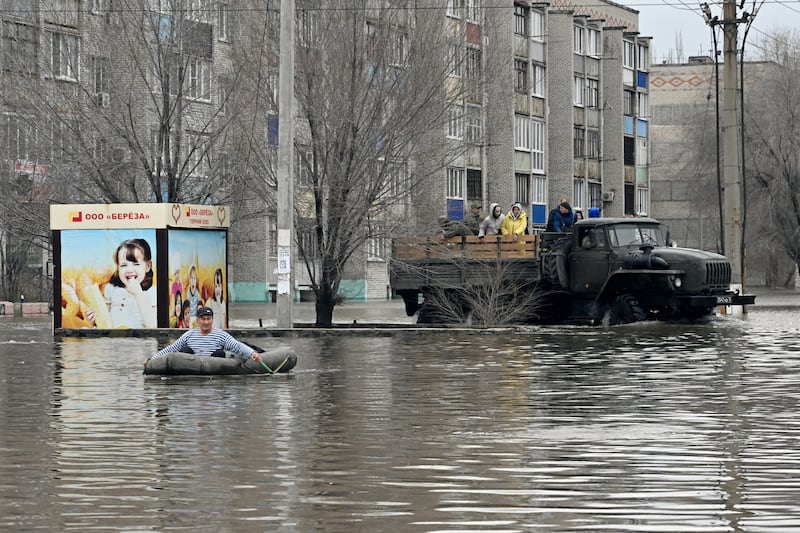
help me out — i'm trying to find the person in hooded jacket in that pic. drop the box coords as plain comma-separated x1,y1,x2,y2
478,203,505,238
501,202,528,241
553,201,574,233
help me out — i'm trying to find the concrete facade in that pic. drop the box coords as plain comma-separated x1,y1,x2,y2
1,1,652,303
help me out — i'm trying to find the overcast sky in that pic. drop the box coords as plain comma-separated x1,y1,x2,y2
631,0,800,63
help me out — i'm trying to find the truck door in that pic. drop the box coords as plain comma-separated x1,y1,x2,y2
569,227,611,295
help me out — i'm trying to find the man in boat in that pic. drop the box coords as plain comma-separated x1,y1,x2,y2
145,306,263,365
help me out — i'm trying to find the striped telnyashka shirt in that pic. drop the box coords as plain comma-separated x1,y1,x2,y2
150,328,254,360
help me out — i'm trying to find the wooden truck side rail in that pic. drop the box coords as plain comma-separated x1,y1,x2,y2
392,234,541,261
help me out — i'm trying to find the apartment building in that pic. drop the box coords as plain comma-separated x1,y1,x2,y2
1,1,652,304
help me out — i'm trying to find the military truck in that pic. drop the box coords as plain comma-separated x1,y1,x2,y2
390,217,755,325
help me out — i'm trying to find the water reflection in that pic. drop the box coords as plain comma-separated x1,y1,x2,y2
0,307,799,531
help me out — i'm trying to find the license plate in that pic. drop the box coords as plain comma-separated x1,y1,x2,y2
716,295,733,304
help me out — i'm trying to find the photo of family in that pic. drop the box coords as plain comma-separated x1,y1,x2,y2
60,229,158,329
167,229,227,329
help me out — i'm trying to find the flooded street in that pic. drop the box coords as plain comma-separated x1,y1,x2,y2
1,295,799,532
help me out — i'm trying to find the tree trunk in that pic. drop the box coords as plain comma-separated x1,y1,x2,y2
314,281,337,327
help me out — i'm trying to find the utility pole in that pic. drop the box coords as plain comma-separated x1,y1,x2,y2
721,0,743,288
276,0,295,328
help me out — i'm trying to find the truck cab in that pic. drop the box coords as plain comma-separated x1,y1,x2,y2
543,217,755,324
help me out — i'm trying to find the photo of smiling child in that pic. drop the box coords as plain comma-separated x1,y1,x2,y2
103,238,157,328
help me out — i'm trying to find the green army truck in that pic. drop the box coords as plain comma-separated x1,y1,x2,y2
390,217,755,326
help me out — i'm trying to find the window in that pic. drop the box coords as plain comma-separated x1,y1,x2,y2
624,136,635,165
447,167,464,198
447,105,463,139
187,0,209,21
45,0,78,27
187,57,211,101
297,226,319,259
466,105,481,144
587,129,600,159
636,138,648,165
587,78,599,108
589,182,602,209
514,115,530,151
217,3,230,41
2,21,37,75
638,92,649,118
466,0,480,23
1,114,37,161
623,40,635,69
587,29,600,56
447,0,464,19
367,236,386,260
530,10,544,41
531,63,545,96
46,31,79,81
637,44,649,70
624,89,636,116
514,58,528,93
573,76,584,106
573,26,584,54
467,168,481,199
573,126,585,157
391,30,407,66
91,56,109,106
573,178,585,210
187,132,211,176
532,120,544,172
515,173,529,205
532,175,546,204
298,9,318,48
449,44,463,78
465,46,481,80
514,6,527,36
637,187,649,216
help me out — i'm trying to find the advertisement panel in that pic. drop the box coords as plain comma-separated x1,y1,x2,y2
60,229,158,329
167,229,227,329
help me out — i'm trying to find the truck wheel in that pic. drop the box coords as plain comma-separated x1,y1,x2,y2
606,294,648,325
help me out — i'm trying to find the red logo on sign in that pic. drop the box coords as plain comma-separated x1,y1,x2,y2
69,211,82,222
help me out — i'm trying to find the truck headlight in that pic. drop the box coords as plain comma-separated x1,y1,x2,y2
673,276,682,288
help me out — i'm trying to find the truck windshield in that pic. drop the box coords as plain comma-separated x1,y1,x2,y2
608,223,665,247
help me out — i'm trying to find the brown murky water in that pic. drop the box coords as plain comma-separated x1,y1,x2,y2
1,303,799,532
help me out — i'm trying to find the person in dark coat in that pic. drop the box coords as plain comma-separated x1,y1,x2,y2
553,201,574,233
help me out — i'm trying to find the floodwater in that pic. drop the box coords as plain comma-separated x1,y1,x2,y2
1,295,799,532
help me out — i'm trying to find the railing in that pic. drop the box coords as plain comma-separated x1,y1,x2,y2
392,234,541,260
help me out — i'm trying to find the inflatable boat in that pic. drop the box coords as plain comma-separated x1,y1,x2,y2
143,347,297,376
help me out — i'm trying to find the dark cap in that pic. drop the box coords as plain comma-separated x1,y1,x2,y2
471,204,482,209
197,306,214,317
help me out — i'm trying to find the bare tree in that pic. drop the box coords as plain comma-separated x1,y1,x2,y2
746,33,800,285
244,1,498,326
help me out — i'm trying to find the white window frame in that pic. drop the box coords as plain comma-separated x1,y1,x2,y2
587,29,600,57
573,178,585,211
573,76,584,107
623,40,635,69
447,0,464,19
514,115,530,151
638,43,650,71
532,120,544,172
532,175,546,204
217,3,229,41
530,10,544,41
515,173,530,205
638,92,649,118
573,26,584,54
449,44,463,78
447,105,464,140
187,57,211,101
466,0,480,23
531,63,545,97
447,167,464,198
466,104,481,144
637,187,649,217
46,31,79,81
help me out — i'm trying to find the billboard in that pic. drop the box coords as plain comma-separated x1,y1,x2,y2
51,204,229,330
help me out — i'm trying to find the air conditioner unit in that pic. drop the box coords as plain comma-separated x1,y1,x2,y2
95,93,110,108
602,191,615,202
